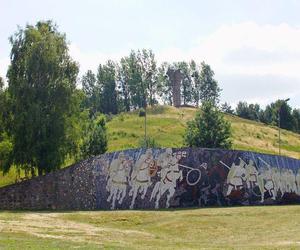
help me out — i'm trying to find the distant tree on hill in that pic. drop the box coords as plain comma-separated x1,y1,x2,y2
221,102,234,114
156,62,172,105
259,104,274,124
176,61,193,105
137,49,158,106
199,62,221,105
116,59,131,112
98,60,118,114
235,99,298,134
190,60,201,106
292,109,300,133
184,101,232,149
275,100,293,130
248,103,261,121
235,102,261,121
236,102,250,119
81,115,107,158
118,49,158,110
119,51,144,109
7,21,79,176
81,70,100,115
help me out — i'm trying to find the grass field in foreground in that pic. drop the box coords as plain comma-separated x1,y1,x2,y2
1,205,300,249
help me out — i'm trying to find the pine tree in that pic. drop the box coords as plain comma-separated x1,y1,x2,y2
184,101,232,149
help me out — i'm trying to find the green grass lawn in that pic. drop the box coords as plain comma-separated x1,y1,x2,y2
1,206,300,249
107,105,300,159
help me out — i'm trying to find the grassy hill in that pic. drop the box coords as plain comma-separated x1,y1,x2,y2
0,105,299,188
1,206,300,249
107,105,300,159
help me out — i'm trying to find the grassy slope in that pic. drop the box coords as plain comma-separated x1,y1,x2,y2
1,105,299,188
107,105,300,159
1,206,300,249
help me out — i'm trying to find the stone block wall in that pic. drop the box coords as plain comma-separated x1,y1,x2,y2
0,148,299,210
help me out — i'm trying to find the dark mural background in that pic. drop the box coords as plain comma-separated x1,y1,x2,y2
0,148,300,210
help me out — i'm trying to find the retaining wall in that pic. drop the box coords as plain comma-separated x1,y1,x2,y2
0,148,300,210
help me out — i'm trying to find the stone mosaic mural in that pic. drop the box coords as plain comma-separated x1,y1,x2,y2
0,148,300,210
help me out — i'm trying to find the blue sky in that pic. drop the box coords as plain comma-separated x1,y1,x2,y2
1,0,300,108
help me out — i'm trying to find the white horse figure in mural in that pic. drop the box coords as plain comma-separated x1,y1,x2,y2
150,149,184,209
225,159,247,196
129,149,155,209
106,152,132,209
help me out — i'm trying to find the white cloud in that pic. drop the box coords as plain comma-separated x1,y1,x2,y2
157,22,300,77
156,22,300,107
68,43,128,77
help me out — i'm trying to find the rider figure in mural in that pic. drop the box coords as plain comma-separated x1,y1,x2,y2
245,159,258,189
106,152,131,209
129,149,156,209
150,148,184,208
257,165,276,202
225,158,247,196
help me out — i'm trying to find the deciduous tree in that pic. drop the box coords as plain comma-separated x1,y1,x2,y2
7,21,79,175
81,114,107,158
97,60,118,114
199,62,221,105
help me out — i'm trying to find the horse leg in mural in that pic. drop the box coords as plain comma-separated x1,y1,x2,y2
108,186,118,209
166,187,176,208
289,169,297,193
150,182,161,208
106,180,113,202
257,175,265,202
118,185,127,205
129,185,139,209
266,181,276,200
272,168,280,199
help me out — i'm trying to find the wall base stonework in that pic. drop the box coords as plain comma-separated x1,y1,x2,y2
0,148,300,210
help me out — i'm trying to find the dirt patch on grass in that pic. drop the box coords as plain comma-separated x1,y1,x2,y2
0,212,154,246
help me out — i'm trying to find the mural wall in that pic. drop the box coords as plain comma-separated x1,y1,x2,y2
0,148,300,210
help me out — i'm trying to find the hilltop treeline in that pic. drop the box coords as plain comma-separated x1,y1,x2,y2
80,50,219,115
221,101,300,134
